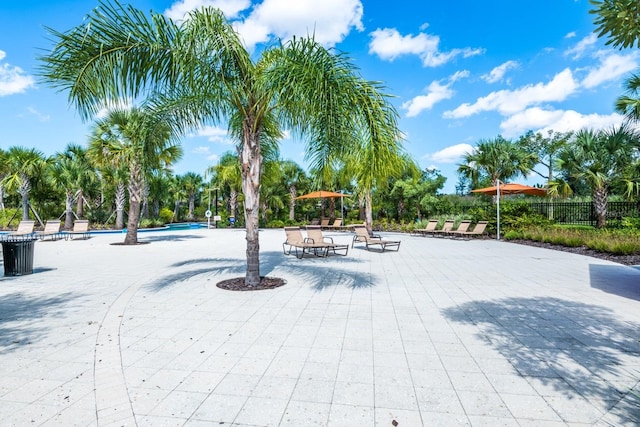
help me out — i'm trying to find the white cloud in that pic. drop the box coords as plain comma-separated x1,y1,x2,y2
164,0,250,20
564,33,597,59
581,51,639,89
426,143,473,163
193,146,211,154
0,50,35,97
192,125,233,144
565,31,576,39
499,107,625,137
402,71,469,117
444,68,578,118
368,28,483,67
481,60,518,84
207,153,220,162
235,0,363,49
26,107,50,122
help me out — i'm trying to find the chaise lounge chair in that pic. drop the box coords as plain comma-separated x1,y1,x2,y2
283,226,330,259
319,218,331,228
412,219,438,237
37,219,63,241
450,221,489,239
65,220,90,240
324,218,344,231
444,220,472,237
9,220,36,236
352,224,401,252
430,219,455,237
306,225,348,256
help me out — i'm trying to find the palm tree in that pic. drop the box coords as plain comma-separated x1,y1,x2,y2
88,107,182,243
458,136,536,189
39,2,402,286
280,160,306,221
2,147,49,220
590,0,640,49
207,152,243,225
168,175,186,223
556,124,640,228
180,172,203,221
616,73,640,123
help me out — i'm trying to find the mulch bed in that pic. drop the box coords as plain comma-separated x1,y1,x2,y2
509,239,640,266
216,276,287,291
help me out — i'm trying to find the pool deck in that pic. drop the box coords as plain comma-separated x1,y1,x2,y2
0,228,638,426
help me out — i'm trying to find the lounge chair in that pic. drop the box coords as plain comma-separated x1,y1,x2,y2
450,221,489,239
319,218,331,227
36,219,63,241
65,220,90,240
283,226,329,259
309,218,320,225
306,225,348,256
351,224,401,252
444,220,472,237
324,218,344,230
9,220,36,236
412,219,438,237
430,219,455,237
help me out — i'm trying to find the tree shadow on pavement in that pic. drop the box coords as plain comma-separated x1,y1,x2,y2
442,297,640,425
589,263,640,301
0,291,79,354
146,251,372,292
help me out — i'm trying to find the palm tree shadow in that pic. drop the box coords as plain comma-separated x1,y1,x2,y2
146,251,374,291
589,263,640,301
442,297,640,424
138,234,206,243
0,292,80,354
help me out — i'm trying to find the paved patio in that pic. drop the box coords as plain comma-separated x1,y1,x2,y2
0,228,638,426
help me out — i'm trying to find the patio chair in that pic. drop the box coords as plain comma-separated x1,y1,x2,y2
319,218,331,227
450,221,489,239
283,226,329,259
412,219,438,237
9,220,36,236
306,225,348,256
351,224,401,252
309,218,320,225
36,219,63,241
444,220,472,237
65,220,90,240
430,219,455,237
324,218,344,230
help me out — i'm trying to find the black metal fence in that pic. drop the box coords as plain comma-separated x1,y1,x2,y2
527,202,640,226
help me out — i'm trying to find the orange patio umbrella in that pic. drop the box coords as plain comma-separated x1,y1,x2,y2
295,190,350,199
471,182,547,240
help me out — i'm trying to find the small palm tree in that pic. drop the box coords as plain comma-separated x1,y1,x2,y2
556,124,640,228
616,73,640,123
180,172,203,221
2,147,49,220
88,107,182,243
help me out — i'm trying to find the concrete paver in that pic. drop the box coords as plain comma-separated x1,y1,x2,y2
0,228,638,426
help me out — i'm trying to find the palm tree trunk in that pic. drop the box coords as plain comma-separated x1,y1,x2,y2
289,185,296,221
593,186,608,228
241,124,262,287
364,190,373,233
19,177,30,220
230,190,238,220
76,189,84,217
65,192,74,229
115,182,126,229
188,195,195,220
124,162,143,244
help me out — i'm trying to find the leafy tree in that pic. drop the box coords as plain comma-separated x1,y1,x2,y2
458,136,536,188
590,0,640,49
2,147,49,220
88,108,182,243
615,73,640,122
556,124,640,227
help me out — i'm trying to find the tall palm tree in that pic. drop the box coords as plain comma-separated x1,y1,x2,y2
39,2,402,287
88,107,182,243
556,124,640,228
168,175,186,223
280,160,307,221
458,136,536,189
2,147,49,220
180,172,203,221
207,152,243,225
0,148,8,210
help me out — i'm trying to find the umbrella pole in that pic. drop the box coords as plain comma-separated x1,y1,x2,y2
496,180,500,241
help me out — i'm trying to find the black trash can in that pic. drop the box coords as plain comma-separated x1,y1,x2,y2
1,235,37,276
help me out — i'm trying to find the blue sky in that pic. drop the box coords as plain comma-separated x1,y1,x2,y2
1,0,638,193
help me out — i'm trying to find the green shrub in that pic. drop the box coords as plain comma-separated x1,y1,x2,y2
159,207,173,224
267,220,285,229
